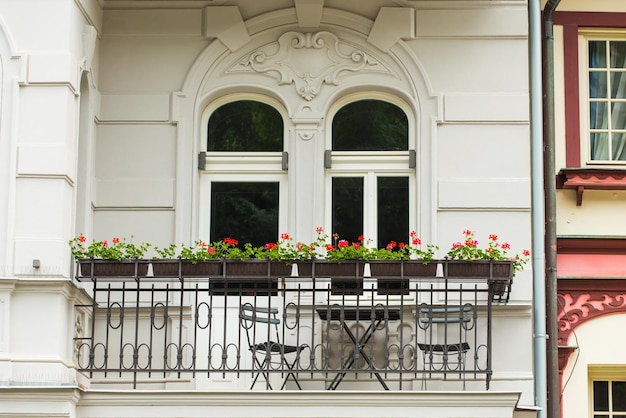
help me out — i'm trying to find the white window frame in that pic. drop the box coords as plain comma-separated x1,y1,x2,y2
588,367,626,418
198,94,289,242
324,93,417,247
579,31,626,166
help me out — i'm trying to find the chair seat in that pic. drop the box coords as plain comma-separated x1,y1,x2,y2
417,342,470,353
251,341,302,354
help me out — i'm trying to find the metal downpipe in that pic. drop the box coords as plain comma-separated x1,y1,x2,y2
528,0,548,417
542,1,561,417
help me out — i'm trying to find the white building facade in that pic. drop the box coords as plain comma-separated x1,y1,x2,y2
0,1,537,417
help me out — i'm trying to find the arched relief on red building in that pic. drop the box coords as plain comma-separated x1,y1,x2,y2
557,279,626,371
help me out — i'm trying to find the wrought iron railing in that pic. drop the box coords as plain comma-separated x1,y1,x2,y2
73,259,504,390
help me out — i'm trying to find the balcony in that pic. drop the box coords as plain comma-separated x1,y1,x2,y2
73,259,509,392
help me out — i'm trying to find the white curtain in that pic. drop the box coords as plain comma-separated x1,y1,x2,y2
590,41,626,161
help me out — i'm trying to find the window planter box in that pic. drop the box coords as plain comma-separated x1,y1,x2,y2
369,260,437,277
151,259,222,277
442,260,512,278
223,259,292,277
78,259,149,277
442,260,514,301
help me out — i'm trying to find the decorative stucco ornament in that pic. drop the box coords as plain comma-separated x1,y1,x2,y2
236,31,380,101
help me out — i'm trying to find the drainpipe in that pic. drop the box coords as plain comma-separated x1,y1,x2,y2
528,0,548,417
543,1,561,418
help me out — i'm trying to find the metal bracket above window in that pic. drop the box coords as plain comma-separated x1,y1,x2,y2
282,151,288,171
409,150,416,168
198,151,206,171
324,150,332,168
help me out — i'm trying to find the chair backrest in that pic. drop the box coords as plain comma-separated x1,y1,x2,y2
240,304,282,349
418,303,475,348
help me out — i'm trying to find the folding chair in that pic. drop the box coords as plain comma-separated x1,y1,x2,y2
239,303,304,390
417,303,474,389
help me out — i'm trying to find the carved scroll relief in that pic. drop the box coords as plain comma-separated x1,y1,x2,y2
230,31,384,101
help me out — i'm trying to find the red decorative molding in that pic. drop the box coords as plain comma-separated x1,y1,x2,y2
557,279,626,372
556,169,626,205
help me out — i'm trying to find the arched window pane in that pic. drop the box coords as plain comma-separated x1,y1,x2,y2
332,100,408,151
208,100,283,151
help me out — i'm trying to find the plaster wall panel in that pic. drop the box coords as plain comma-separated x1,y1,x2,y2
14,178,72,239
444,94,529,122
415,6,527,38
94,124,176,207
438,179,530,209
98,23,208,92
93,210,175,251
13,178,73,275
407,39,528,93
100,94,171,122
18,86,76,145
437,124,530,178
104,9,203,36
27,52,76,85
0,1,71,50
17,87,77,176
556,190,626,236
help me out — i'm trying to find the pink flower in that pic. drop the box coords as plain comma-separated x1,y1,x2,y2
103,240,108,248
207,247,215,254
264,243,277,250
338,240,349,248
452,242,463,249
409,230,417,238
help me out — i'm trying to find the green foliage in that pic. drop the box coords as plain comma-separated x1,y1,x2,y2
69,235,150,260
446,230,531,275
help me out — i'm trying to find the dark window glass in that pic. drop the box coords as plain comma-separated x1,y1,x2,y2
332,100,408,151
377,177,409,249
332,177,364,243
594,380,610,412
208,101,283,151
613,381,626,411
210,182,279,247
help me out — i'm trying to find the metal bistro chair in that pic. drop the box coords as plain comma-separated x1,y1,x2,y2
417,303,474,389
239,303,305,390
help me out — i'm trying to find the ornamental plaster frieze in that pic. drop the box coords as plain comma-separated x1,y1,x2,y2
229,31,387,101
557,284,626,370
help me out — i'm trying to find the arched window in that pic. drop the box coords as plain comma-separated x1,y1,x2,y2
202,98,287,247
328,98,412,249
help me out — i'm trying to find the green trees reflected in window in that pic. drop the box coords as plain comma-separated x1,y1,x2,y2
208,100,283,151
332,100,408,151
210,182,279,247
